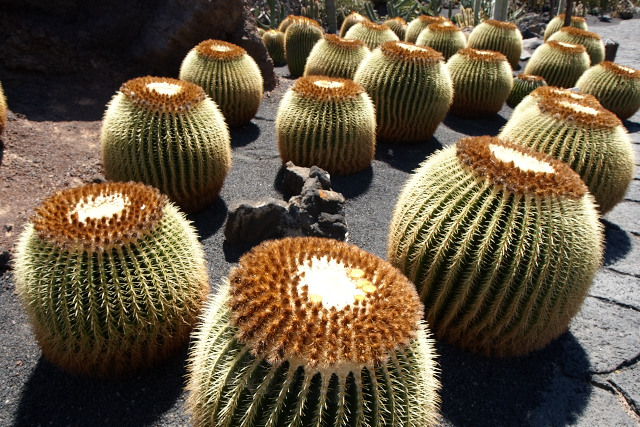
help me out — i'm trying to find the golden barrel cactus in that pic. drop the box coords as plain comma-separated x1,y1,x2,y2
384,16,408,40
506,73,547,108
524,41,590,88
344,20,399,50
339,11,368,37
466,19,523,69
416,21,467,61
304,34,370,79
263,29,287,66
284,16,324,78
405,15,449,43
544,14,588,41
548,26,605,66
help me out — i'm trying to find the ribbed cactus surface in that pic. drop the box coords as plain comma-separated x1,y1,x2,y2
263,30,287,66
466,19,523,69
344,21,399,50
405,15,448,43
304,34,370,79
0,81,6,134
384,17,408,40
524,41,590,88
284,16,324,78
544,14,588,41
506,73,547,108
339,11,368,37
415,21,467,61
548,26,605,65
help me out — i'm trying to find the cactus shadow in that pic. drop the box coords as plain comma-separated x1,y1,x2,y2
187,197,228,241
230,122,261,148
330,166,374,198
622,119,639,133
601,218,632,266
374,139,444,173
437,332,591,426
443,111,509,137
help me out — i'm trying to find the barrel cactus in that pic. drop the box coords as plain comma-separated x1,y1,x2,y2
544,14,588,41
284,16,324,78
344,20,399,50
187,237,441,426
499,90,635,214
506,73,547,108
513,85,600,116
416,21,467,61
466,19,523,69
0,81,6,134
14,182,209,377
576,61,640,120
524,41,590,88
304,34,370,79
384,16,408,40
388,136,603,357
340,11,368,37
101,76,232,213
405,15,448,44
447,48,513,118
354,41,453,143
548,26,605,66
263,30,287,66
277,14,297,33
276,76,375,175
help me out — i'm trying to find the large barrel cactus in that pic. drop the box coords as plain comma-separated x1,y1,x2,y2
187,237,441,427
524,40,590,88
354,41,453,143
388,136,603,357
0,81,6,134
548,26,605,66
14,182,209,377
304,34,370,79
276,76,376,175
506,73,547,108
101,76,232,213
466,19,523,69
405,15,448,43
384,16,408,40
344,21,399,50
416,21,467,61
262,30,287,66
284,16,324,78
339,11,368,37
544,14,588,41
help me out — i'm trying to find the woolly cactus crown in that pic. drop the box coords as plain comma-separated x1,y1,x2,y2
339,11,368,37
380,40,445,64
118,75,206,112
405,15,448,43
514,85,600,116
548,26,605,65
415,21,466,60
344,20,399,50
291,74,367,101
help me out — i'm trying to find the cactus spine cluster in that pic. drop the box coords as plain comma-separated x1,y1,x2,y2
576,61,640,120
262,29,287,66
513,85,600,116
447,48,513,118
506,73,547,108
344,21,399,50
187,237,441,426
544,14,588,41
354,41,453,143
0,81,6,134
524,40,590,88
405,15,448,43
384,16,408,40
284,16,324,78
101,76,232,213
304,34,370,79
548,26,605,66
415,21,467,61
387,136,603,357
339,11,368,37
466,19,523,69
499,91,635,214
276,76,376,175
14,182,209,377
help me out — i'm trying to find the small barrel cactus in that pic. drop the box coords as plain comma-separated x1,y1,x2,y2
262,29,287,66
466,19,523,69
405,15,449,44
276,76,376,175
388,136,603,357
354,41,453,143
304,34,370,79
447,48,513,118
187,237,441,427
506,73,547,108
344,20,399,50
284,16,324,78
576,61,640,120
548,26,605,66
14,182,209,377
101,76,232,213
0,81,6,134
339,11,368,37
544,14,588,41
384,16,408,40
416,21,467,61
524,41,590,88
499,90,635,214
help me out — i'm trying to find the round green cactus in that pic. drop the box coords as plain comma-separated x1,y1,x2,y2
262,29,286,66
187,237,441,427
466,19,523,69
499,91,635,214
0,81,6,135
506,73,547,108
405,15,449,44
354,41,453,143
344,20,399,50
339,11,368,37
179,39,263,128
524,40,590,88
548,26,605,66
277,14,298,34
544,14,588,41
101,76,232,213
276,76,375,175
304,34,370,79
284,16,324,78
14,182,209,377
384,16,408,40
447,48,513,118
388,136,603,357
576,61,640,120
415,21,467,61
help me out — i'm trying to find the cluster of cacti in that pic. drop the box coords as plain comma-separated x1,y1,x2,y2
14,182,209,377
416,21,467,61
544,14,589,41
387,136,603,357
447,48,513,118
354,41,453,143
524,41,590,88
0,81,6,134
344,20,399,50
339,11,368,37
405,15,448,43
499,90,635,214
466,19,523,69
576,61,640,120
262,29,286,66
283,16,324,77
384,16,408,40
304,34,370,79
100,76,232,213
548,26,605,65
187,237,441,426
506,73,547,108
275,76,375,175
179,39,263,128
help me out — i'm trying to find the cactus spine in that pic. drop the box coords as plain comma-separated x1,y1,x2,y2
0,81,6,134
304,34,370,79
548,26,605,66
14,182,209,377
524,41,590,88
466,19,523,69
544,14,588,41
101,76,232,213
405,15,448,43
263,29,287,66
339,11,368,37
388,136,603,357
187,237,441,426
344,21,400,50
415,21,467,61
384,16,408,40
284,16,324,78
506,73,547,108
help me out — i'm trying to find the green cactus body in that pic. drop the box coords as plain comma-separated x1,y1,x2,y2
101,76,232,213
415,21,467,61
0,81,6,134
548,26,605,66
304,34,371,79
576,61,640,120
344,21,400,51
284,16,324,78
499,92,635,213
339,11,369,37
257,27,266,37
14,182,209,377
187,237,441,427
446,48,513,118
262,30,287,66
387,136,603,357
276,76,375,175
524,41,590,88
179,40,264,128
506,73,547,108
405,15,449,43
466,19,523,69
354,41,453,143
544,14,588,41
277,14,298,34
384,16,408,40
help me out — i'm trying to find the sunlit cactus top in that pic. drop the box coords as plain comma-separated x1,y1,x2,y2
192,39,247,61
379,40,445,64
291,74,367,101
339,11,369,37
455,47,510,63
118,76,207,113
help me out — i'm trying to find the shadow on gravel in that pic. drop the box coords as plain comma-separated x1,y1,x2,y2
438,332,591,426
230,122,261,148
375,139,443,173
443,112,509,137
188,197,228,241
602,218,632,266
623,120,639,134
331,166,374,198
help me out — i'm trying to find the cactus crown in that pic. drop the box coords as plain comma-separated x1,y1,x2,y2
360,20,391,32
228,237,423,369
292,75,365,101
193,39,247,60
429,21,462,32
288,15,323,29
547,40,586,54
386,16,407,25
324,33,365,48
119,76,206,113
31,182,166,252
536,93,622,128
516,73,546,83
483,19,518,30
458,47,508,63
416,15,447,25
601,61,640,78
557,26,602,40
530,86,599,104
556,14,587,24
381,40,444,64
456,136,587,198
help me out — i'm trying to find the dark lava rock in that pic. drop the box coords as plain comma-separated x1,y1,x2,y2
224,198,288,245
